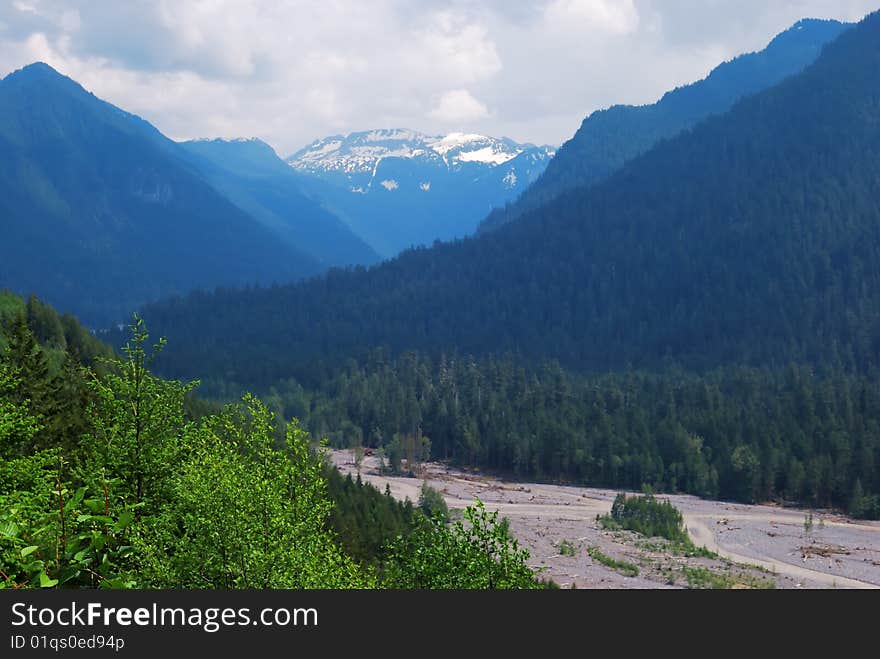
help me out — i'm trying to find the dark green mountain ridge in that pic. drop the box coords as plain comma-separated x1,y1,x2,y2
479,17,851,233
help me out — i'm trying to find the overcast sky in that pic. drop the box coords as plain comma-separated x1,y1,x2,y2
0,1,876,155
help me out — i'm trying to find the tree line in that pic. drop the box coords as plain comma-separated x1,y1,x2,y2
205,351,879,518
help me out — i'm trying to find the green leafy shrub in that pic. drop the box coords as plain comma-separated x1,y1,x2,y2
418,482,450,524
382,500,540,589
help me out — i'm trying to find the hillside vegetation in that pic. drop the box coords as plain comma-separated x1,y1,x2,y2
0,295,542,589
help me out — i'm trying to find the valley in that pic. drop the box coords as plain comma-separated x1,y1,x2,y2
330,449,880,589
2,3,879,595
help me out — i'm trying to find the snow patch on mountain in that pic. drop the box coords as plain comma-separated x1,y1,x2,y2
457,146,516,165
427,132,488,155
364,129,421,142
287,129,553,185
298,139,343,161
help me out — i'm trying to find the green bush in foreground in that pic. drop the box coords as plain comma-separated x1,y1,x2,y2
383,500,541,589
1,313,541,589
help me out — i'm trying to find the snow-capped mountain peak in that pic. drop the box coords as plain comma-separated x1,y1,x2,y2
286,129,551,188
284,128,556,258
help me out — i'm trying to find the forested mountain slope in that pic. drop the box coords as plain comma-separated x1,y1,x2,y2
478,18,850,233
181,138,380,267
0,63,321,327
144,12,880,383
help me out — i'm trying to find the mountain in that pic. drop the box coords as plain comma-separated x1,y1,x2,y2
180,137,380,268
287,129,554,256
478,17,851,233
129,12,880,518
0,62,323,327
142,10,880,382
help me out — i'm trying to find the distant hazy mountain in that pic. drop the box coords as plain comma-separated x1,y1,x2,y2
287,129,554,256
478,18,851,233
180,137,380,268
0,62,323,327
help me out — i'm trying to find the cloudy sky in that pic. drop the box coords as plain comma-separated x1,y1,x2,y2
0,1,875,155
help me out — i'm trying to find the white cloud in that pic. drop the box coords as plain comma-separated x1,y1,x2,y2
59,9,79,32
12,1,38,15
0,1,876,154
415,11,502,83
544,0,640,35
429,89,490,123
